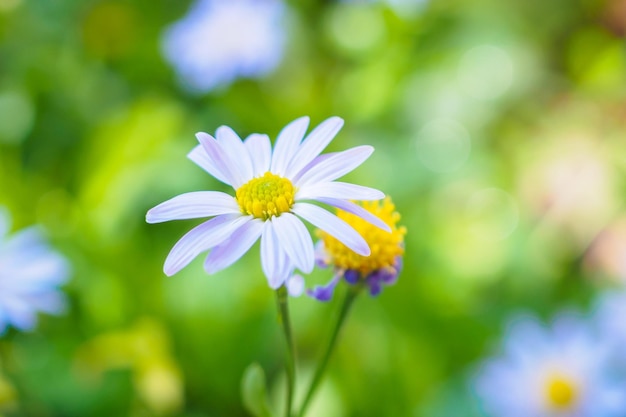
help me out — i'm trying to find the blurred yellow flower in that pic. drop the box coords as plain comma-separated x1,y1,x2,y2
75,318,183,416
310,197,405,300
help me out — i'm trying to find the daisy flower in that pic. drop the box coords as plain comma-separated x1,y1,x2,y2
308,197,405,301
161,0,286,93
0,207,70,334
146,116,388,290
473,314,626,417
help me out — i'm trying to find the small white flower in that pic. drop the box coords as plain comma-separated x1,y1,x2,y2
473,314,626,417
147,116,389,290
161,0,286,93
0,208,70,334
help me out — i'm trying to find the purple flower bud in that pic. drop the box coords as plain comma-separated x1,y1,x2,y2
344,269,360,284
306,274,341,302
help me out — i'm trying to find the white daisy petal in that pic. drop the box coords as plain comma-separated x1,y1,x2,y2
292,152,334,184
216,126,254,182
261,221,291,289
286,116,344,178
187,144,231,185
164,214,250,276
196,132,243,187
204,218,264,274
260,223,279,286
295,145,373,186
270,116,310,175
286,274,305,297
244,133,272,176
146,191,240,223
272,213,314,273
314,240,330,267
292,202,370,256
314,197,391,232
296,182,385,201
276,258,294,287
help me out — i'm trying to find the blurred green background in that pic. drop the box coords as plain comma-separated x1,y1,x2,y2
1,0,626,416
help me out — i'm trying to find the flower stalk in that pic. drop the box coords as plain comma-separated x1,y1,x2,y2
276,286,296,417
297,284,361,417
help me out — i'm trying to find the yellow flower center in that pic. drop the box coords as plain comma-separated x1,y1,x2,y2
236,172,296,220
319,197,406,275
545,375,578,409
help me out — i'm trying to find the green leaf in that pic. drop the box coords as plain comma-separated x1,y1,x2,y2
241,363,273,417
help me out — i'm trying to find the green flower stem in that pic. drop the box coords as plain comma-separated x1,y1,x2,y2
298,285,360,417
0,342,7,372
276,287,296,417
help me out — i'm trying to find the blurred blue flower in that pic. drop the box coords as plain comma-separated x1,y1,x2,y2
595,291,626,360
473,314,626,417
0,208,70,334
161,0,287,93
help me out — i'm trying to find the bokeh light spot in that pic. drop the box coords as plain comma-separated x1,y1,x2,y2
415,118,471,172
0,91,35,144
326,4,386,56
385,0,428,18
457,45,514,100
467,188,519,242
0,0,21,12
82,2,136,59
